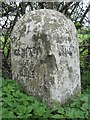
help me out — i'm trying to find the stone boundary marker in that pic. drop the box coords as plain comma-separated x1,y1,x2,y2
11,9,81,106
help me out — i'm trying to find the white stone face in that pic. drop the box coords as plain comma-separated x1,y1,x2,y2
11,9,81,106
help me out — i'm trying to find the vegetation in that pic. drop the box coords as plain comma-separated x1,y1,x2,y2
1,78,89,119
78,30,90,90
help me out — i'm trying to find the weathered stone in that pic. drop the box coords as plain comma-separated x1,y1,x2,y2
11,9,81,106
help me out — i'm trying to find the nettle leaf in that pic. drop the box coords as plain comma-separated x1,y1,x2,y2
13,90,22,98
32,101,40,108
34,107,46,116
3,86,10,92
17,105,27,114
7,94,15,101
57,107,65,114
23,101,29,106
2,108,10,118
26,106,33,113
19,95,32,104
28,96,34,102
18,97,29,105
7,101,14,107
80,94,88,102
70,101,77,107
51,114,64,118
2,108,8,113
17,113,32,118
3,97,12,103
12,101,20,108
0,115,2,120
69,99,81,108
7,111,16,118
84,111,89,118
81,103,89,111
3,113,10,118
66,108,84,118
0,102,2,107
74,110,84,118
7,84,15,91
0,90,2,97
42,110,51,118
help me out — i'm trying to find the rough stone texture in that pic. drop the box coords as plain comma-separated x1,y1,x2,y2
11,9,81,106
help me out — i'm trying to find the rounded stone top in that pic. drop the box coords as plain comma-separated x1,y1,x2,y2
12,9,77,46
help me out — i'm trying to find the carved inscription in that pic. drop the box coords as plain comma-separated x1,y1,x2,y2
14,46,42,58
19,59,35,78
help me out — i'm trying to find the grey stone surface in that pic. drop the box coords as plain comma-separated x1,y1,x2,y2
11,9,81,106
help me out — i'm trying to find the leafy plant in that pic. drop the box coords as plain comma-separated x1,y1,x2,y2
1,78,89,119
